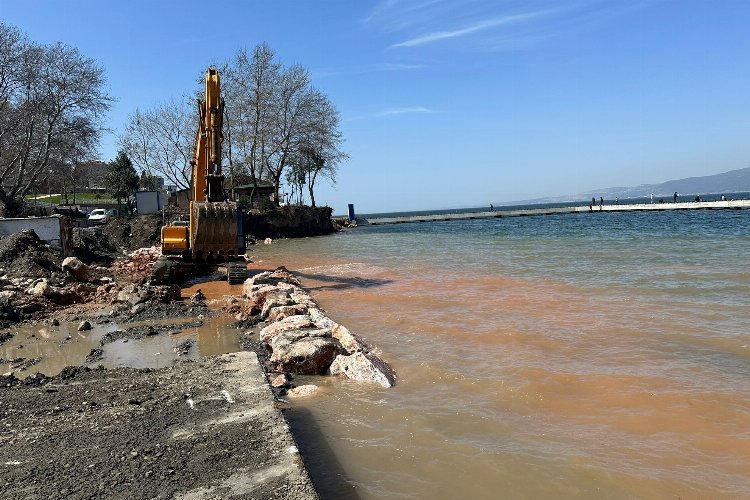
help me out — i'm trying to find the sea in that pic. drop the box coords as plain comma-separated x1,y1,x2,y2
249,203,750,499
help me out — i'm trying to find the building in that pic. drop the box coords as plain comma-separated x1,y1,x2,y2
232,181,276,208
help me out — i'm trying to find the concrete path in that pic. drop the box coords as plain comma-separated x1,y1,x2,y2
364,199,750,225
0,352,318,499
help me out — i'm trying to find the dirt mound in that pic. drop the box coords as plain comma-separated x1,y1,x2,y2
73,227,120,264
245,206,335,239
100,214,164,253
0,229,61,278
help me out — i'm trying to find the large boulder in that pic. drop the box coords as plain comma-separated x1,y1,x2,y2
116,284,149,305
266,305,308,323
270,336,342,374
269,328,332,353
331,324,369,354
61,256,89,281
329,352,397,388
244,267,302,291
260,314,316,343
259,293,296,319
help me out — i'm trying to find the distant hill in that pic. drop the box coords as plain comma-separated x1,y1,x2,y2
530,167,750,203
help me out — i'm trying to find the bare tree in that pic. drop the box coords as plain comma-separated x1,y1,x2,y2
0,22,112,215
222,44,279,203
264,64,316,205
300,92,347,207
119,97,194,192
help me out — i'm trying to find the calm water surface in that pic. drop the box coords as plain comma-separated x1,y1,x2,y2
251,210,750,499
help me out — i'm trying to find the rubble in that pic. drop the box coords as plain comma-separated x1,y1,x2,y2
112,246,161,280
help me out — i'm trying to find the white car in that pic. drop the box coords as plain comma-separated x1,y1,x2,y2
87,208,108,224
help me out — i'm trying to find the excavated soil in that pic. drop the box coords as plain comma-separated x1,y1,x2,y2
0,230,61,279
100,214,166,253
72,227,120,264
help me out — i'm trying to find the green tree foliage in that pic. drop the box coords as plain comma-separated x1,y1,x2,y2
105,151,138,210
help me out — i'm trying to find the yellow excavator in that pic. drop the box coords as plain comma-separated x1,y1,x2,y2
151,68,247,285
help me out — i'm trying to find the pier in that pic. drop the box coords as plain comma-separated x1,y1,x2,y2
363,199,750,225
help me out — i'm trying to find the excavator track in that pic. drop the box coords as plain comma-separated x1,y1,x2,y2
150,256,175,286
226,261,247,285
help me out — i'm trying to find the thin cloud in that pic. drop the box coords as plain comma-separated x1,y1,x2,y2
391,10,555,48
346,106,440,122
379,107,436,116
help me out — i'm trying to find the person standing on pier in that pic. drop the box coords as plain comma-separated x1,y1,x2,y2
673,192,678,203
651,193,654,204
600,197,604,207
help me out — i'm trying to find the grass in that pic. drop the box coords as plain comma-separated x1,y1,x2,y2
26,193,118,205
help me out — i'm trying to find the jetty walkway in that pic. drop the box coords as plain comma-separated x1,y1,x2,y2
363,199,750,225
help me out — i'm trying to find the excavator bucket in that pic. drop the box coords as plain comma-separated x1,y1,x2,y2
190,201,239,261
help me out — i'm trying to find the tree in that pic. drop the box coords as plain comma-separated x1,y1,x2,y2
105,150,138,212
298,93,347,207
119,97,194,192
0,22,112,216
222,44,280,203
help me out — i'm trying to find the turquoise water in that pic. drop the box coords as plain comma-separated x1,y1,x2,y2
252,209,750,499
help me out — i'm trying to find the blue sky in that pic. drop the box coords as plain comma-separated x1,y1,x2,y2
3,0,750,214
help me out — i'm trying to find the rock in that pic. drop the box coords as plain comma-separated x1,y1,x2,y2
245,267,302,289
259,315,316,343
130,303,146,315
259,294,296,320
61,257,89,281
286,384,319,398
116,284,148,305
270,329,332,353
266,305,308,323
331,324,370,354
0,290,18,301
270,374,291,388
77,320,92,331
31,279,51,297
244,283,277,302
173,339,192,356
308,307,336,329
329,352,397,388
51,318,60,326
149,285,181,303
190,289,206,304
269,336,341,374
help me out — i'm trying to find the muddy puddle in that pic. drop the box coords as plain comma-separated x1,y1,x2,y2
1,312,243,378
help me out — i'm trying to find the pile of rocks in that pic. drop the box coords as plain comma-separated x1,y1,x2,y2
112,246,161,280
239,267,396,388
0,254,113,326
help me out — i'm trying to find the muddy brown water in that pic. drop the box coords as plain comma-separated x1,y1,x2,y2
0,315,242,377
246,224,750,500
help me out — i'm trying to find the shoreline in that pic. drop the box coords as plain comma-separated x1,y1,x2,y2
1,247,393,498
